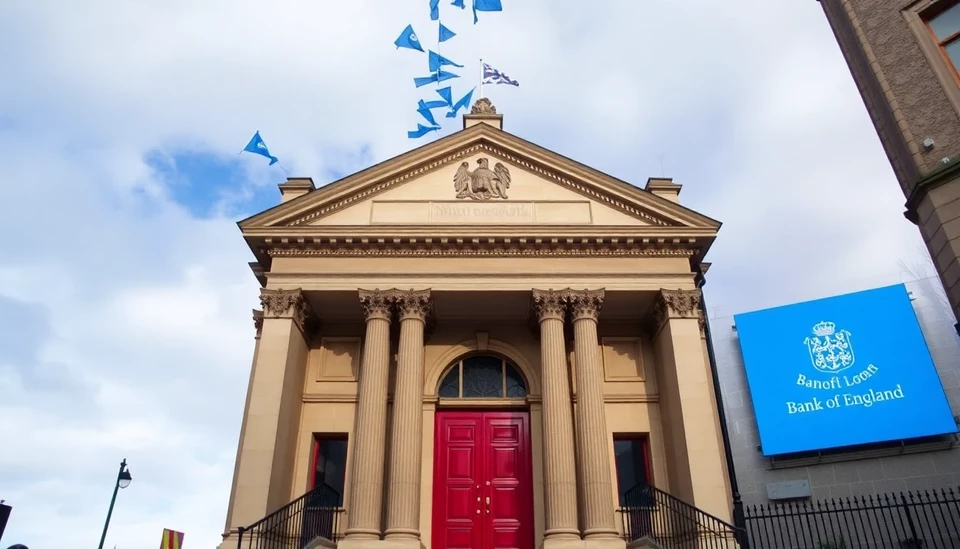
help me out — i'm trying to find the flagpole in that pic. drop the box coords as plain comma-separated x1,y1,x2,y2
436,20,441,87
479,58,484,99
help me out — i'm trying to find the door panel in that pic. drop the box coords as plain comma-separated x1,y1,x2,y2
434,416,483,549
484,415,529,549
433,411,533,549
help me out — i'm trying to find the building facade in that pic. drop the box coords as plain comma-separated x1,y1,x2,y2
217,101,735,549
818,0,960,330
713,276,960,507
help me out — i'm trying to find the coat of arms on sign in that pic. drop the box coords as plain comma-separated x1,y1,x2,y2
453,158,512,200
804,321,855,374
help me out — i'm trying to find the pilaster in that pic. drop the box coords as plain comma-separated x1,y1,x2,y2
532,289,581,542
253,309,264,339
649,288,732,521
261,287,319,337
221,289,315,538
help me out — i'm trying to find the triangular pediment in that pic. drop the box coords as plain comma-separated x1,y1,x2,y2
239,124,720,232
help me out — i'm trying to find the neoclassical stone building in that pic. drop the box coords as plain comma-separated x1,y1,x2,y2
218,100,733,549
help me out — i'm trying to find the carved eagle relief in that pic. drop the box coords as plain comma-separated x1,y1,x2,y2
453,158,512,200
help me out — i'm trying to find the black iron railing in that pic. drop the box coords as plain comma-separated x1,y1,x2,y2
237,483,343,549
618,482,744,548
743,488,960,548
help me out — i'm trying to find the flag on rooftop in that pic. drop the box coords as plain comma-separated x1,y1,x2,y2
482,62,519,87
159,529,184,549
439,23,456,42
417,103,440,127
414,70,460,88
242,131,278,165
394,24,424,52
436,86,454,106
429,51,464,73
430,0,440,20
446,88,475,118
419,98,448,111
472,0,502,24
408,123,441,139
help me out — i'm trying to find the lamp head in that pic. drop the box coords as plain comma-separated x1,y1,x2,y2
118,469,132,489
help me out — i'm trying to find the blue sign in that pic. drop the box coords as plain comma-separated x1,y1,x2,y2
734,283,957,456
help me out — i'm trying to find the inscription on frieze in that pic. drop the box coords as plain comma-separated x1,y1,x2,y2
430,202,534,223
368,200,592,224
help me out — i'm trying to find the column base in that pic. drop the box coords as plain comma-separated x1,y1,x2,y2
216,533,238,549
541,538,627,549
220,529,340,549
338,538,425,549
541,538,585,549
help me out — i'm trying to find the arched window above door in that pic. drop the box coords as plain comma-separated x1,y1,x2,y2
437,355,528,399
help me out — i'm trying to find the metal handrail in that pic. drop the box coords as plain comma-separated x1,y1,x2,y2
618,482,744,548
237,483,343,549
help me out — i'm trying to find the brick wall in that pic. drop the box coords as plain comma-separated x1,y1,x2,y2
837,0,960,179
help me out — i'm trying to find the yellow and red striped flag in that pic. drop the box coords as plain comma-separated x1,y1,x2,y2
159,528,185,549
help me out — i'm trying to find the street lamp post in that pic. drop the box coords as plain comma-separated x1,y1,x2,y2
97,459,133,549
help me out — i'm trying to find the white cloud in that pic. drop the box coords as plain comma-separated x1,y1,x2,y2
0,0,937,548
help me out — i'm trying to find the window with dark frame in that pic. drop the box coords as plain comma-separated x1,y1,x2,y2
312,435,348,506
437,355,528,399
613,435,650,506
928,2,960,77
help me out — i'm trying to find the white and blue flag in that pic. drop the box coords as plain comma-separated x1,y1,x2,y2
482,62,519,87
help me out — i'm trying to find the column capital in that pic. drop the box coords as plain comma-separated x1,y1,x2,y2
252,309,264,338
651,288,702,332
532,289,567,322
568,289,605,322
260,288,317,334
359,289,395,321
394,289,432,323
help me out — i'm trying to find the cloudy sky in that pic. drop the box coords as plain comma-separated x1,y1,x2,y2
0,0,939,547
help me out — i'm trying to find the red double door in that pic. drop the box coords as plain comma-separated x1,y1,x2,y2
432,411,534,549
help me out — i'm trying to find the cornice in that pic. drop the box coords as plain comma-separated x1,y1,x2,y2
249,229,710,259
266,244,697,258
242,225,717,238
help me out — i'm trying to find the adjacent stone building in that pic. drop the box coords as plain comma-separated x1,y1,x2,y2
818,0,960,330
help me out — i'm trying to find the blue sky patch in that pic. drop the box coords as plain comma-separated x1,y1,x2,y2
145,148,280,219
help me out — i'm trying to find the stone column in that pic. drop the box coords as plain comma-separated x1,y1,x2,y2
532,289,581,542
344,289,395,540
385,289,432,541
568,289,620,540
650,288,732,522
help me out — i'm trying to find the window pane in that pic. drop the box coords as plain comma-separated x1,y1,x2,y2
438,367,460,397
946,38,960,72
931,4,960,41
461,355,504,398
505,363,527,397
315,438,347,505
613,438,649,506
